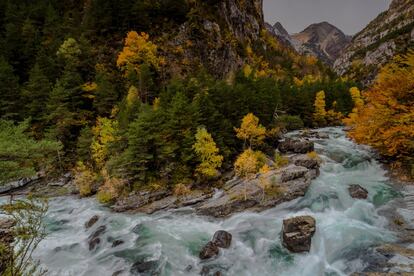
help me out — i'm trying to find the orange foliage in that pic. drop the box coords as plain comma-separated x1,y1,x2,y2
347,51,414,159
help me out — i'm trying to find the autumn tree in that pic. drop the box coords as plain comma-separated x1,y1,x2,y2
117,31,162,103
235,113,266,149
234,148,259,200
313,90,327,126
347,52,414,172
343,87,364,126
193,127,223,178
91,117,119,169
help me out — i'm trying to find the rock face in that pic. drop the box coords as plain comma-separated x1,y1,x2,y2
349,184,369,199
278,139,314,154
0,218,15,274
291,22,351,66
166,0,264,79
199,230,232,260
265,21,295,49
334,0,414,85
282,216,316,253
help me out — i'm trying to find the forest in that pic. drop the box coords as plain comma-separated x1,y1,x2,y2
1,0,412,203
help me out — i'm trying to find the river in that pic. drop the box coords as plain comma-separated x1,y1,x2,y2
6,127,404,275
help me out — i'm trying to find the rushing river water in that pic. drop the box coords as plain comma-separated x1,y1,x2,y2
4,127,403,276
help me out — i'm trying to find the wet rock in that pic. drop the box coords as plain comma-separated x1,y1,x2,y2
130,259,159,275
185,265,193,272
112,190,171,212
280,165,309,182
200,266,222,276
349,184,368,199
88,225,106,251
291,154,320,170
282,216,316,253
112,270,124,276
278,139,314,154
88,238,101,251
197,164,318,217
0,176,39,194
212,230,232,249
199,241,220,260
111,240,124,248
85,215,99,229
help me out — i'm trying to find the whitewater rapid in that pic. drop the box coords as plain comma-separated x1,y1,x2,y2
8,128,402,275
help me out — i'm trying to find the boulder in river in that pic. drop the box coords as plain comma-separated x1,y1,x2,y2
212,230,232,249
199,241,220,260
88,225,106,251
130,259,160,275
85,215,99,229
348,184,368,199
278,139,314,154
199,230,232,260
282,216,316,253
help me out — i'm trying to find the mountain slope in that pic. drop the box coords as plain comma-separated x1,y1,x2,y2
291,22,351,66
334,0,414,85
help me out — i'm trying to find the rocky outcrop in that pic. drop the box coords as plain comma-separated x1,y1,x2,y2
334,0,414,85
278,139,314,154
196,163,319,217
282,216,316,253
0,218,15,274
291,22,351,66
199,230,232,260
348,184,369,199
0,176,40,194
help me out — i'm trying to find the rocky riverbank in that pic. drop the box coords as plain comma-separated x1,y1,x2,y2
112,138,320,217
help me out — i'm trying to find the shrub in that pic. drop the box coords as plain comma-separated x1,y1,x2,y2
173,183,191,197
274,152,289,169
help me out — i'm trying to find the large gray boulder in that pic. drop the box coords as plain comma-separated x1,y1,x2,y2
282,216,316,253
199,230,232,260
278,139,314,154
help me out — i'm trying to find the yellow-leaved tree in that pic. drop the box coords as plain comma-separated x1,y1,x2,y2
234,148,259,200
235,113,266,149
343,87,364,126
313,90,327,126
193,127,223,178
91,117,118,169
346,51,414,176
117,31,160,74
117,31,163,102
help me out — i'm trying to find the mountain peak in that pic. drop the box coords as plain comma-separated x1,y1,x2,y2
291,22,351,65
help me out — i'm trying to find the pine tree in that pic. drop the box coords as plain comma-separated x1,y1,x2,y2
0,57,20,120
22,63,51,121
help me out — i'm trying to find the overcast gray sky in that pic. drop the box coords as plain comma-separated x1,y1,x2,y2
263,0,391,35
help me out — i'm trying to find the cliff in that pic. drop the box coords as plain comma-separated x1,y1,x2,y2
334,0,414,85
